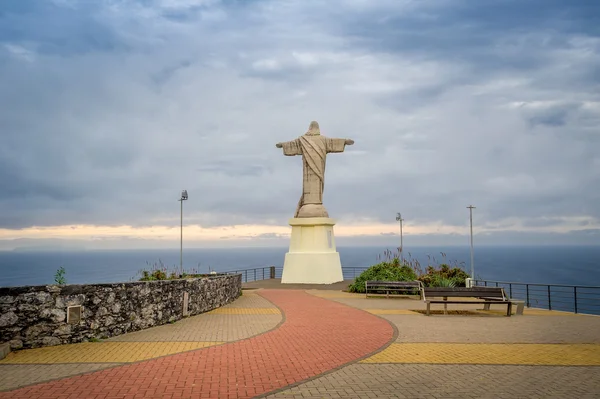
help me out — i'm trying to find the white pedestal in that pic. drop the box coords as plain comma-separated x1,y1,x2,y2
281,217,344,284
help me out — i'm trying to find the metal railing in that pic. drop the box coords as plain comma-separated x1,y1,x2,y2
341,267,371,280
228,266,371,284
228,266,283,283
474,279,600,315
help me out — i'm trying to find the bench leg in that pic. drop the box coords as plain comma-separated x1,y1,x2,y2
483,303,491,311
507,302,512,317
443,297,447,315
426,302,431,316
515,301,524,315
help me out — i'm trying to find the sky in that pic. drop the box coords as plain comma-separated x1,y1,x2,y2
0,0,599,250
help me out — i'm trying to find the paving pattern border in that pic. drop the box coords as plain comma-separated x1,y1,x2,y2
255,291,399,398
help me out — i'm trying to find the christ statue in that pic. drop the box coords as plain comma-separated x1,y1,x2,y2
276,121,354,218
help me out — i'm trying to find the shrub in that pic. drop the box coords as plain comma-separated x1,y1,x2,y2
135,259,217,281
348,259,417,293
418,264,469,287
431,276,457,287
348,249,471,292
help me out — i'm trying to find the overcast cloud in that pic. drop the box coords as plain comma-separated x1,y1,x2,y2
0,0,599,249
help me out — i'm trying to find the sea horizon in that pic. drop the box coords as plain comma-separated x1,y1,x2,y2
3,243,599,252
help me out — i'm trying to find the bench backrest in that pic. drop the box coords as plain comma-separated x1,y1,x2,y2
422,287,506,300
366,280,422,288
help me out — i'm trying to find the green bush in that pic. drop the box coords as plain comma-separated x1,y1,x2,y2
139,269,168,281
348,249,470,292
54,267,67,285
348,258,417,293
418,264,469,287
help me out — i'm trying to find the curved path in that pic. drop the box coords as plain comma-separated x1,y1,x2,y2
1,290,394,399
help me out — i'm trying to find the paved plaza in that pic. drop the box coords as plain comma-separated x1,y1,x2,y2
1,284,599,398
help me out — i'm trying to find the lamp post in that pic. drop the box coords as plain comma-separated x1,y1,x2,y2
467,205,476,280
178,190,188,276
396,212,404,261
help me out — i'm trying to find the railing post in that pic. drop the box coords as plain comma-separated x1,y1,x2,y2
245,270,247,283
263,268,265,280
548,285,552,310
526,284,530,307
509,284,513,298
270,266,275,279
254,269,257,281
574,286,578,314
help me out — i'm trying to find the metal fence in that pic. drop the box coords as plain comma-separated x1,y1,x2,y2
228,266,282,283
474,279,600,315
228,266,371,284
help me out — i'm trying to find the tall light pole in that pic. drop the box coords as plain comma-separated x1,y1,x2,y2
396,212,404,261
467,205,476,280
179,190,188,276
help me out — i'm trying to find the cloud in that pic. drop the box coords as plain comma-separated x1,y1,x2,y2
0,0,599,248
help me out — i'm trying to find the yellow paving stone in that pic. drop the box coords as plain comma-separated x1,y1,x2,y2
522,308,582,316
365,309,420,315
207,307,280,314
0,341,223,364
361,343,600,366
473,308,581,316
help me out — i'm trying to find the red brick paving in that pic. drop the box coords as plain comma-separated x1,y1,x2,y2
1,290,394,399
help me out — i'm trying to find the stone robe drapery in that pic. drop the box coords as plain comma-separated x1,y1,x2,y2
281,135,347,217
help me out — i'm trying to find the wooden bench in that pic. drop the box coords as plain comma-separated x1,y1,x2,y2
365,280,423,298
422,287,512,316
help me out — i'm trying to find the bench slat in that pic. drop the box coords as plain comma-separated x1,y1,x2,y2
365,280,422,298
426,300,510,304
423,287,506,299
367,281,421,286
424,291,505,298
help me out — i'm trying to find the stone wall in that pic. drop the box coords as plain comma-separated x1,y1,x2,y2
0,274,241,350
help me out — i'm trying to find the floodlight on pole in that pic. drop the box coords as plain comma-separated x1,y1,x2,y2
179,190,188,276
396,212,404,261
467,205,476,280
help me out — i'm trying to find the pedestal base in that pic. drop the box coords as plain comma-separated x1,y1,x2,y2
281,217,344,284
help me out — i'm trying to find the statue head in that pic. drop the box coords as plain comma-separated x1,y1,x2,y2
305,121,320,136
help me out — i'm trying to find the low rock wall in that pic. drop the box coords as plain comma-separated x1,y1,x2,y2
0,274,241,350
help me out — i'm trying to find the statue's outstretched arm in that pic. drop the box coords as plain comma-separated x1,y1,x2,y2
326,137,354,153
276,139,302,155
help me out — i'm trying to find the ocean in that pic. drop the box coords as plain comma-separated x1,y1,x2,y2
1,245,598,288
1,245,599,315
